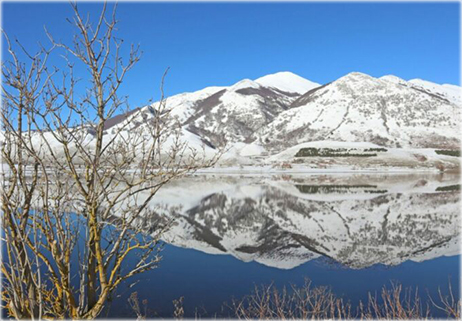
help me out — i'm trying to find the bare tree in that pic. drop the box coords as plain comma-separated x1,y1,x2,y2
1,2,220,319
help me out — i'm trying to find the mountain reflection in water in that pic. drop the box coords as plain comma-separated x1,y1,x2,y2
110,173,460,318
133,173,461,270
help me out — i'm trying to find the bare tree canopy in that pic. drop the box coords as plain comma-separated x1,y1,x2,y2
1,2,220,319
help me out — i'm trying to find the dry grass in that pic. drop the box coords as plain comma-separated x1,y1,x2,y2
125,279,460,319
226,279,460,320
358,283,429,319
229,279,352,319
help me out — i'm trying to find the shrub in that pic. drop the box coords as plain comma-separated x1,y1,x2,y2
295,147,377,157
435,150,461,157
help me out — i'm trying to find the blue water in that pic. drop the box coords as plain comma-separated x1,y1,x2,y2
109,245,460,318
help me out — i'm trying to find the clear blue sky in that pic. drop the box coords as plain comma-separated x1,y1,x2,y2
2,1,460,108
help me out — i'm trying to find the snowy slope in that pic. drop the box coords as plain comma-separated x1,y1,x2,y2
409,78,461,105
381,75,461,105
153,86,226,124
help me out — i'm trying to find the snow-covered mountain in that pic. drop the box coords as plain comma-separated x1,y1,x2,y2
25,71,459,170
103,71,321,149
106,71,459,156
167,72,320,147
258,72,460,150
135,173,461,270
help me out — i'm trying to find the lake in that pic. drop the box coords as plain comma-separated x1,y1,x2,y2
104,172,460,318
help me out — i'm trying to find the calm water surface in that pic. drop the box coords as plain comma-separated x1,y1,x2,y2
106,173,461,318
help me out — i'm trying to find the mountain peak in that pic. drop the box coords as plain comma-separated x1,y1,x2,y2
254,71,320,94
380,75,407,85
332,72,383,91
229,78,261,91
340,71,374,80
